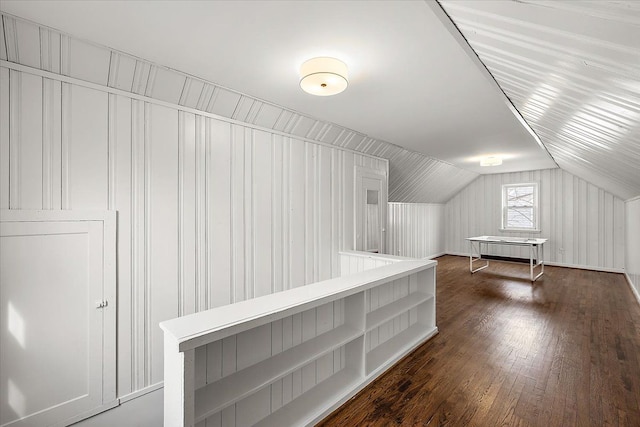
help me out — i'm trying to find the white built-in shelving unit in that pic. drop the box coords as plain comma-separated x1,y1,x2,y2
161,251,437,427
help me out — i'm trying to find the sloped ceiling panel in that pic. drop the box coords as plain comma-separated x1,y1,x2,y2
0,11,477,203
388,150,478,203
440,0,640,200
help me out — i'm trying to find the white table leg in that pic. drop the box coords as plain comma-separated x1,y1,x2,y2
531,244,544,281
530,245,534,281
470,241,489,274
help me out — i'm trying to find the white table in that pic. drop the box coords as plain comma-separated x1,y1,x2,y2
466,236,548,282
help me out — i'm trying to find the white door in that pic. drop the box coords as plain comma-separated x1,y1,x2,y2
355,167,387,253
0,211,116,427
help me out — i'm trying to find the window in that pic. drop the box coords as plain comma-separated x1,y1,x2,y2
501,183,539,231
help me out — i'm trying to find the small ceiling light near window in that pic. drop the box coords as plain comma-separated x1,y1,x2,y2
480,156,503,167
300,57,348,96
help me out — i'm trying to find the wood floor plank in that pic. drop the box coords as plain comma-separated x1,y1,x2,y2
319,256,640,426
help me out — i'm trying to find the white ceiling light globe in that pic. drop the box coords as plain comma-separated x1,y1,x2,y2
300,57,349,96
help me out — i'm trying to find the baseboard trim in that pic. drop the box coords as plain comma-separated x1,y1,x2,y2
424,251,447,260
444,252,625,273
544,262,624,274
624,273,640,306
119,382,164,403
63,400,120,426
445,251,469,258
71,384,164,426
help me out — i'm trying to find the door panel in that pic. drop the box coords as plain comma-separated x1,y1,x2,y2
365,189,380,252
355,167,387,253
0,211,115,427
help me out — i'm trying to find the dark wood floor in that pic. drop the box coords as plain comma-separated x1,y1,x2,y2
319,255,640,426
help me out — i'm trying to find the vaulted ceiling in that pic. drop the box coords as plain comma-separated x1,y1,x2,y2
0,0,638,201
440,0,640,200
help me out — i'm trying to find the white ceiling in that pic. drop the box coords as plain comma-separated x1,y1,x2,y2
0,0,558,175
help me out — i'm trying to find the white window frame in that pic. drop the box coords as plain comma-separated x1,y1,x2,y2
500,183,540,232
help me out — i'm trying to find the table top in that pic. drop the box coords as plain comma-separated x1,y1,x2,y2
466,235,547,245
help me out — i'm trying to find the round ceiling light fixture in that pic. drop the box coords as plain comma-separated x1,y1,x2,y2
299,57,348,96
480,156,503,167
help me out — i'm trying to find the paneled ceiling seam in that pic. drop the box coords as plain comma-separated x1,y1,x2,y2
486,69,639,140
456,30,640,89
449,4,640,54
482,56,639,108
515,0,640,26
467,51,640,140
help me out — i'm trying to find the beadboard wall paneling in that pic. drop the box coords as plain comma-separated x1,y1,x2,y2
626,197,640,303
9,69,42,209
339,252,395,275
147,103,180,385
109,93,134,397
0,66,385,398
65,84,109,210
43,77,62,209
387,203,445,259
0,67,9,209
0,11,477,204
0,16,6,61
445,169,625,271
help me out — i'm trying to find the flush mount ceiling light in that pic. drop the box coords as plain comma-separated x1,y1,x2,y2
299,57,348,96
480,156,503,167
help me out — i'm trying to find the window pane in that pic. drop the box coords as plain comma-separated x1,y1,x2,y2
507,207,534,229
502,183,538,230
507,186,534,207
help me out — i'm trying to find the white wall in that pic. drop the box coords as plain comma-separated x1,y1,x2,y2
626,197,640,303
387,203,445,259
0,11,478,204
0,66,387,403
445,169,626,271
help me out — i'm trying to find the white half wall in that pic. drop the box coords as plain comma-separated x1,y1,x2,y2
445,169,625,271
0,65,387,403
626,197,640,303
387,203,445,259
